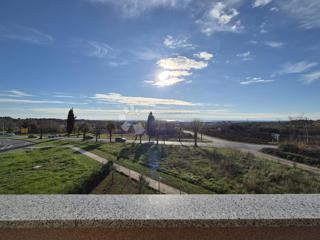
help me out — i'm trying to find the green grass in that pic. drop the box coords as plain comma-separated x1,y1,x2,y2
101,143,320,194
91,171,156,194
0,146,104,194
83,142,212,193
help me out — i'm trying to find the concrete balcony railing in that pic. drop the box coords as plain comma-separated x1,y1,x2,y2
0,195,320,240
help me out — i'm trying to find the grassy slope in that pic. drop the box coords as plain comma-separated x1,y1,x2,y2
0,146,103,194
91,171,156,194
71,141,320,194
262,144,320,168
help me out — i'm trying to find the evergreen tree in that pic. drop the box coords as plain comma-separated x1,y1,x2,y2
66,108,75,136
146,112,155,142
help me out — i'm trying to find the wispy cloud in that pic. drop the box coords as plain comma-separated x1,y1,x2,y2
302,71,320,84
163,35,194,49
278,61,318,74
277,0,320,29
25,107,320,121
92,93,195,106
54,95,74,98
196,1,243,36
0,90,33,98
131,49,163,61
87,0,191,17
236,51,252,61
240,77,274,85
0,24,53,45
146,55,208,87
264,41,285,48
193,51,214,61
72,40,112,58
252,0,272,8
0,98,65,104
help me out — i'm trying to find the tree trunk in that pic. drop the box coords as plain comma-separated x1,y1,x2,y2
109,131,112,143
194,132,198,147
139,135,142,144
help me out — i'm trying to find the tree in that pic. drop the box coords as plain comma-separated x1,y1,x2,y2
94,124,103,142
106,121,116,143
146,112,155,142
191,119,203,147
66,108,75,136
80,122,90,140
155,120,161,145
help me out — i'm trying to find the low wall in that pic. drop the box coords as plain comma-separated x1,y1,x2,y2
0,195,320,240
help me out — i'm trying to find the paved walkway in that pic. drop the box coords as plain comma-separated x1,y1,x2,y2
71,146,185,194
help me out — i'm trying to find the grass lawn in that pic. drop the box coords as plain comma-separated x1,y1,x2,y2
0,146,105,194
79,142,212,193
80,141,320,194
91,171,156,194
262,144,320,168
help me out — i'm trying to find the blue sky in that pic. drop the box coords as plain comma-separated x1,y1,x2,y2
0,0,320,121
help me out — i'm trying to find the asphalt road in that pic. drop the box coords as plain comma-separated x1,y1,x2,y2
183,130,276,151
183,131,320,175
0,138,33,152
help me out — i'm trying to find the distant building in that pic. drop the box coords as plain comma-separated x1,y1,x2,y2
20,128,28,134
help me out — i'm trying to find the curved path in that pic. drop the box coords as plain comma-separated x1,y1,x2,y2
183,131,320,175
71,146,185,194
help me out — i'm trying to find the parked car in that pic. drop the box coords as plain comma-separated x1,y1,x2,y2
5,133,15,136
115,137,127,143
47,135,57,139
84,135,94,140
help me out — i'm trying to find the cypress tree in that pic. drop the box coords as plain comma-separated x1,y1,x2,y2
66,108,75,136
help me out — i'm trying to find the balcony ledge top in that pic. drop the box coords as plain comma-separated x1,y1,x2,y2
1,195,320,228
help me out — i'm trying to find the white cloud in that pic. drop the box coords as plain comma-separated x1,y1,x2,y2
302,71,320,84
163,35,194,49
240,77,274,85
146,70,192,87
0,24,53,45
236,51,252,61
146,55,208,87
253,0,272,8
14,107,320,121
264,41,285,48
87,0,192,17
54,95,74,98
92,93,195,106
0,90,33,98
157,56,208,70
279,61,318,74
196,2,243,35
0,98,66,104
277,0,320,29
193,51,214,61
74,40,112,58
270,7,279,12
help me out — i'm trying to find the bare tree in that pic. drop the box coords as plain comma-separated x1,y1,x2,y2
80,122,90,140
106,122,116,143
191,119,203,147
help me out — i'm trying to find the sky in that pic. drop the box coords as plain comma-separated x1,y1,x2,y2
0,0,320,121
